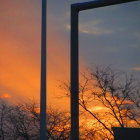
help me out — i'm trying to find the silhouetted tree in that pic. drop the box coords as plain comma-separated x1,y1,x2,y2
0,99,70,140
62,66,140,140
7,104,38,139
47,107,70,139
0,100,12,140
1,66,140,140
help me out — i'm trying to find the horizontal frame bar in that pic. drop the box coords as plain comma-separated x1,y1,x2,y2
72,0,140,11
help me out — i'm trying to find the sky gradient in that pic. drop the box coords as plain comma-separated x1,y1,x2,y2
0,0,140,110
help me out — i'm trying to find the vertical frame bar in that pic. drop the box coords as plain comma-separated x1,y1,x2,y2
70,6,79,140
40,0,47,139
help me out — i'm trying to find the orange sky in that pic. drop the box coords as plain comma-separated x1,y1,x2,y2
0,21,70,109
0,1,88,110
1,0,140,111
0,1,59,107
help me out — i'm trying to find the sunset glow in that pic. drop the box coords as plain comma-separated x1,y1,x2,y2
1,1,140,139
0,93,11,99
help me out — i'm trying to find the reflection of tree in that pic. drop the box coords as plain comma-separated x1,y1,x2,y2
63,66,140,140
0,100,70,140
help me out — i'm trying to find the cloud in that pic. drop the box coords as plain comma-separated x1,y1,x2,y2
132,67,140,71
66,20,113,36
134,32,140,39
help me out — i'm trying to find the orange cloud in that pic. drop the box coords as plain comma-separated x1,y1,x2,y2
0,93,11,99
